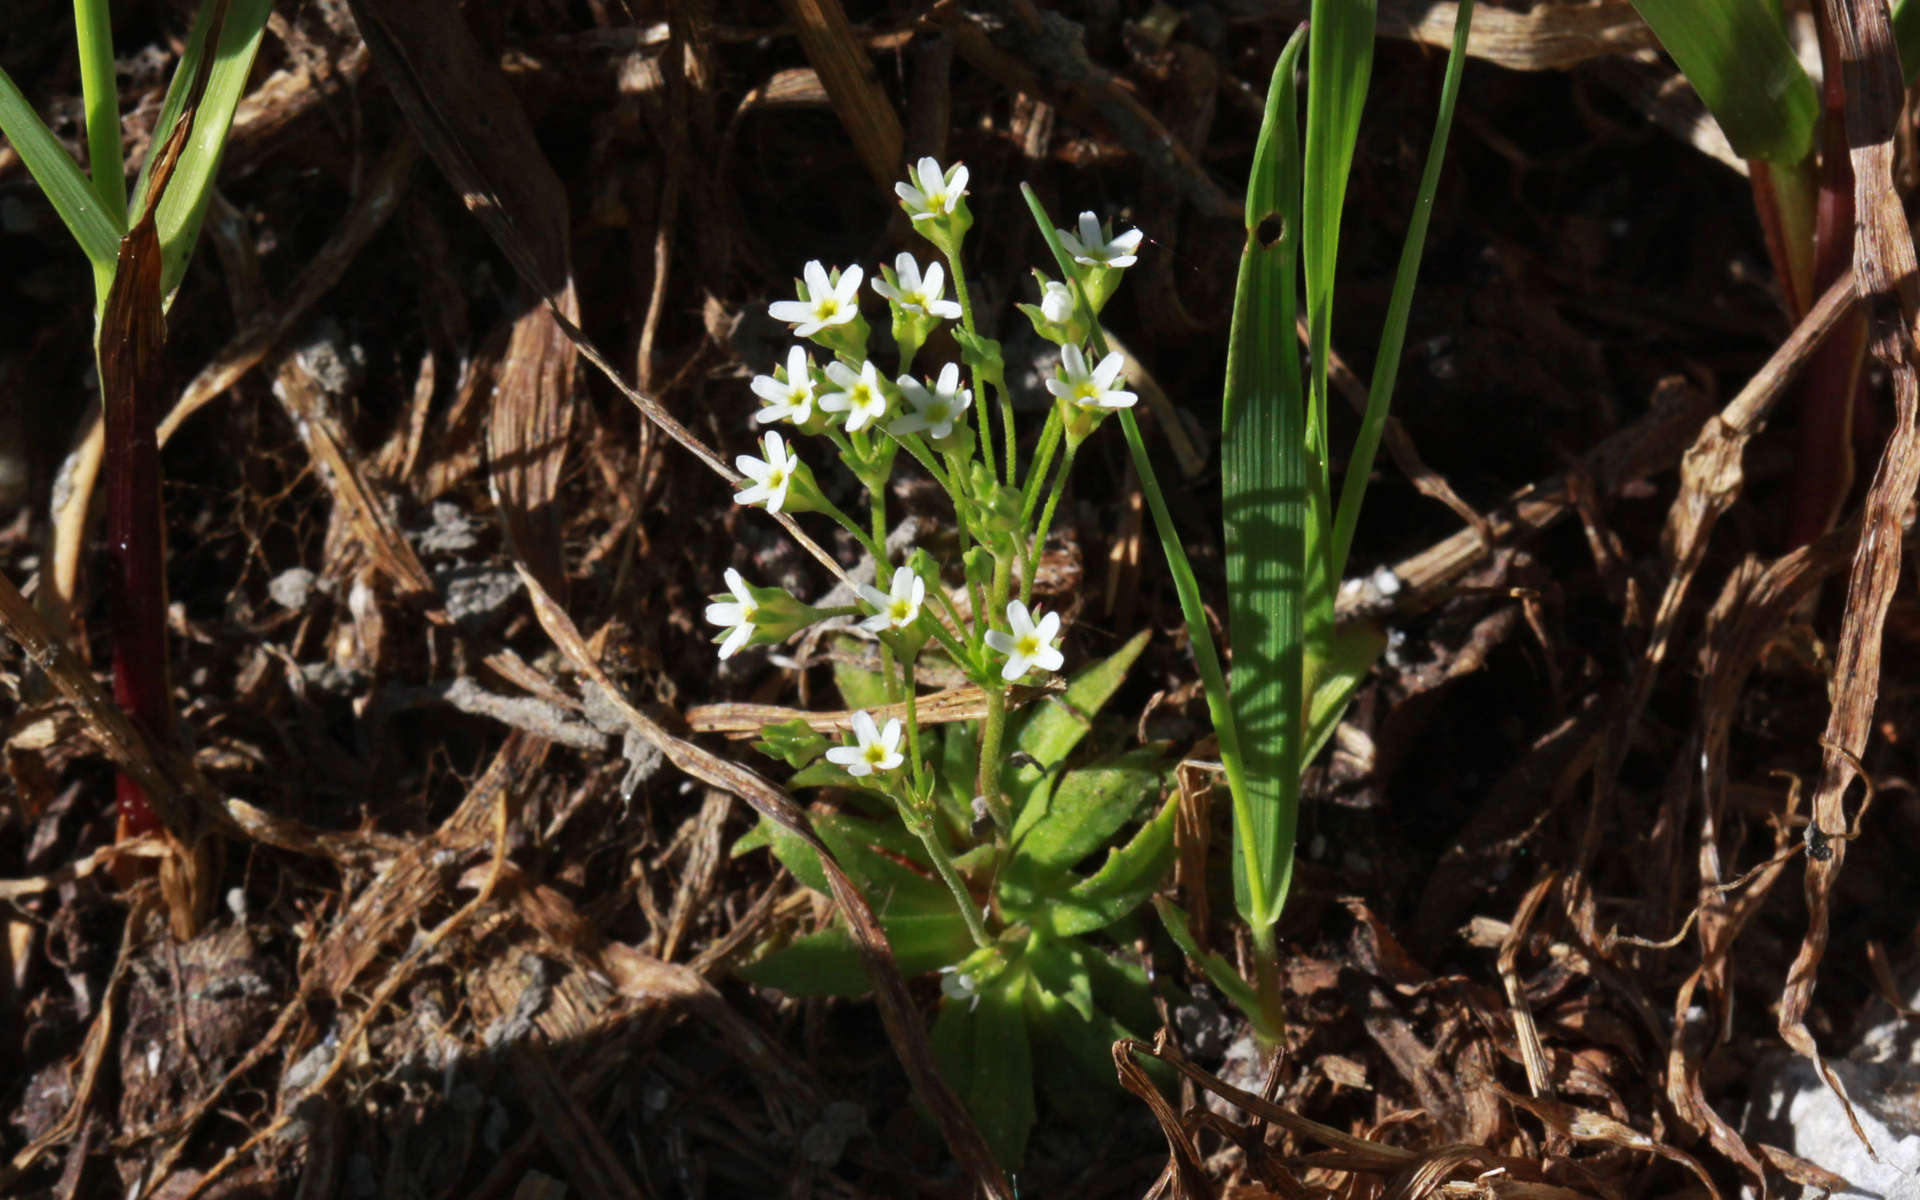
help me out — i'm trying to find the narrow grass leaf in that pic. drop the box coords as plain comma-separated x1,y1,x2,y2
1630,0,1815,163
73,0,128,228
1301,0,1375,579
0,68,121,276
127,0,272,298
1329,0,1476,579
1221,32,1308,932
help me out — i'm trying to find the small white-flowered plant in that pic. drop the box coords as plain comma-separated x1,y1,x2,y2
751,345,817,426
1057,211,1144,269
734,430,800,513
858,568,926,633
768,261,865,338
891,362,972,441
704,568,760,659
985,600,1065,682
872,252,962,321
895,156,969,223
1048,344,1137,411
819,359,890,433
826,710,905,777
1040,279,1076,325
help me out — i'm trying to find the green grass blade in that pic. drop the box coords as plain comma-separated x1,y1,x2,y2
1300,0,1374,594
127,0,271,297
1220,31,1307,932
0,66,122,278
1329,0,1474,580
1630,0,1816,163
73,0,127,228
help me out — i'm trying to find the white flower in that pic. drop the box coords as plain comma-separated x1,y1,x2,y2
751,345,817,426
704,568,759,659
825,710,904,777
939,965,981,1011
1046,344,1136,411
768,261,864,338
1057,211,1143,269
984,600,1064,682
818,359,890,433
894,156,969,223
872,252,962,320
734,430,800,513
857,568,926,633
890,362,972,440
1040,279,1076,325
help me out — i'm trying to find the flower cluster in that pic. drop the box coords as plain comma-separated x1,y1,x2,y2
706,156,1140,805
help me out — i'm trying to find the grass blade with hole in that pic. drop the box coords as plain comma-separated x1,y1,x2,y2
1631,0,1815,163
1221,30,1308,936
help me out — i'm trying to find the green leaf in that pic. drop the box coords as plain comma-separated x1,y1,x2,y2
1222,31,1309,935
753,717,830,769
1304,619,1386,768
738,811,946,910
831,652,893,713
1154,897,1281,1042
1004,628,1151,813
935,720,982,833
741,910,975,996
1024,940,1166,1111
73,0,127,229
127,0,273,298
1630,0,1816,164
1032,789,1178,937
1008,747,1165,872
0,66,122,278
933,965,1037,1169
1329,0,1473,581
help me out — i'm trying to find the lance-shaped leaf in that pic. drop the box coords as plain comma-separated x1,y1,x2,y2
1631,0,1816,164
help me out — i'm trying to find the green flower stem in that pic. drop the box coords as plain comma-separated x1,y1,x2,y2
921,604,975,671
1021,438,1078,608
73,0,127,228
1019,410,1064,524
889,432,954,495
943,253,1001,487
973,552,1015,833
814,495,879,559
910,814,994,949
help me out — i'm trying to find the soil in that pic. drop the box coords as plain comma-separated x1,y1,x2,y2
3,2,1918,1198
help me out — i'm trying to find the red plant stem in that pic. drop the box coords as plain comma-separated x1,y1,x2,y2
101,335,173,839
1784,17,1870,550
